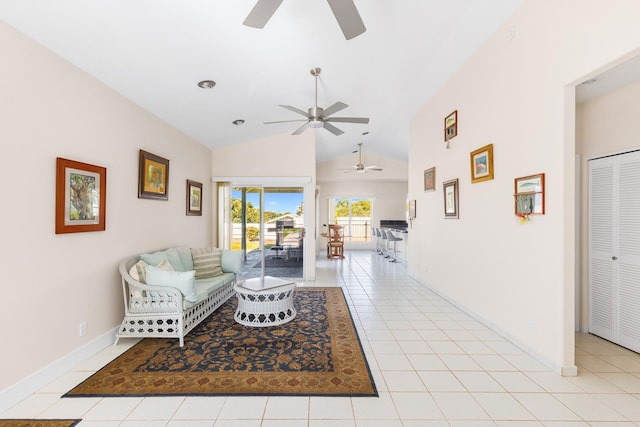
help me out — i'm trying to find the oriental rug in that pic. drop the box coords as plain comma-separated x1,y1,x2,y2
64,287,377,397
0,421,80,427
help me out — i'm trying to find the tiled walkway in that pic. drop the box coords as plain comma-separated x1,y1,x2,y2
3,251,640,426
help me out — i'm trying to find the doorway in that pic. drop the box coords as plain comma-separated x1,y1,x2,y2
230,186,305,279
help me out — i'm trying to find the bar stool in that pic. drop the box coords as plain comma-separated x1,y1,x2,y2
386,230,403,263
380,229,389,258
371,226,378,252
375,228,383,254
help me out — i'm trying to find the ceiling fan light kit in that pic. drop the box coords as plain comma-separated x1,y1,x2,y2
264,67,370,136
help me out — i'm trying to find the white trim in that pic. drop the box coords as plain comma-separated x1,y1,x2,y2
0,327,118,413
408,273,578,376
212,176,312,185
585,146,640,162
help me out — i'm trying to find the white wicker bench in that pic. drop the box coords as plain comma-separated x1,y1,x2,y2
115,248,240,347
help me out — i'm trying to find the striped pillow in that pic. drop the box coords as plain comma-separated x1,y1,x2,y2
190,247,223,279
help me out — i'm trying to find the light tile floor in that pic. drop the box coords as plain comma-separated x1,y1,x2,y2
3,251,640,426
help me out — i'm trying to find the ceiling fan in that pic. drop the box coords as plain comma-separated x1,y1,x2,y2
264,67,370,136
243,0,366,40
343,142,382,173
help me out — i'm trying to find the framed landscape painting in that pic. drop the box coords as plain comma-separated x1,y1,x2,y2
56,157,106,234
186,179,203,216
138,150,169,200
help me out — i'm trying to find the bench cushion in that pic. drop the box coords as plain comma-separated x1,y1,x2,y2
146,265,198,303
184,272,236,309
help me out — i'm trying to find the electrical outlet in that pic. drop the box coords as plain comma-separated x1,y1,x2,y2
79,321,88,337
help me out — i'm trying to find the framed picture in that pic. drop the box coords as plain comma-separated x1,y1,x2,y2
444,110,457,141
408,200,417,219
443,178,459,218
424,167,436,192
55,157,106,234
514,173,545,215
186,179,203,216
138,150,169,200
470,143,494,183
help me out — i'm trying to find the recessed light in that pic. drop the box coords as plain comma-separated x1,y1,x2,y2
232,119,245,126
197,80,216,89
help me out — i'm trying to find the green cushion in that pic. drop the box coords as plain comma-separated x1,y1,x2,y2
175,245,194,271
140,247,185,271
190,247,223,279
145,265,198,303
221,249,243,274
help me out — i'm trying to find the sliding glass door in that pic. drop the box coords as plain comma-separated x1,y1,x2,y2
230,186,304,279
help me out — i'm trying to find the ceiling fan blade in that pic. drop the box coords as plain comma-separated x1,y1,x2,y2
323,101,348,117
278,104,309,117
366,167,383,171
322,122,345,136
264,119,307,124
326,0,366,40
243,0,283,28
324,117,370,124
292,122,309,135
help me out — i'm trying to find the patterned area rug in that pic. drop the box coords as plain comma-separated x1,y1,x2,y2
0,421,80,427
64,287,377,397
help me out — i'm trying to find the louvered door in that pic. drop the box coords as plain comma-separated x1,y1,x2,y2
589,150,640,353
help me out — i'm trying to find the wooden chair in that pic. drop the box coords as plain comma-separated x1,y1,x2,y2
327,225,345,259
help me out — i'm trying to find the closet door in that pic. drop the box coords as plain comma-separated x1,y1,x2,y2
588,156,616,341
616,151,640,352
589,150,640,353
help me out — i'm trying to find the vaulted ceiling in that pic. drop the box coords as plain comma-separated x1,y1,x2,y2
1,0,525,162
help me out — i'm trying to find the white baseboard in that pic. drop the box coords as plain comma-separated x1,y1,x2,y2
0,327,118,414
408,273,578,377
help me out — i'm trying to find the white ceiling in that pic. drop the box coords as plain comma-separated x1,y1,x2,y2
0,0,525,162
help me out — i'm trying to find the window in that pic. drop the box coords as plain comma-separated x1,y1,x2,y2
332,197,372,242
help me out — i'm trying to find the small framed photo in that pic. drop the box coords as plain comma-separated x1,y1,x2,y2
138,150,169,200
424,167,436,192
186,179,203,216
444,110,457,141
409,200,417,219
56,157,106,234
514,173,545,215
443,178,459,219
470,143,494,183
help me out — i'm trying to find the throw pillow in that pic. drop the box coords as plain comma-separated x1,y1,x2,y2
140,247,185,271
145,265,198,303
175,245,194,271
190,247,223,279
221,249,243,274
129,259,149,284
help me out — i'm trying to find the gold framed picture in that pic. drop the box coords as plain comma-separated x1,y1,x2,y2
470,143,494,183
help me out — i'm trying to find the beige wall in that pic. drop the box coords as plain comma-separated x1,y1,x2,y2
407,0,640,373
576,78,640,330
211,131,317,278
317,152,408,251
0,22,213,393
